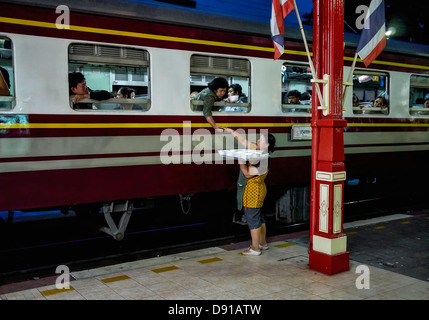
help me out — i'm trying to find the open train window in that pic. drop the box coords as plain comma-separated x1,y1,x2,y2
352,70,389,115
68,43,150,111
0,37,15,110
409,74,429,116
281,64,312,115
190,54,250,113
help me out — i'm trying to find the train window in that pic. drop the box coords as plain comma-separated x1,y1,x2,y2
0,37,15,110
68,43,150,111
190,54,250,113
409,74,429,115
352,70,389,115
281,64,312,115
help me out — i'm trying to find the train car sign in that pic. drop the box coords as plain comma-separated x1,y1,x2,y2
291,125,312,140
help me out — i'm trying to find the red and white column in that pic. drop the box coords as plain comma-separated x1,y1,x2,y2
309,0,349,275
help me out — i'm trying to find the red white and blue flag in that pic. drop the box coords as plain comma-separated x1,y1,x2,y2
270,0,294,60
356,0,386,67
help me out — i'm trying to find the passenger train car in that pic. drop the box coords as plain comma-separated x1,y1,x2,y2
0,1,428,237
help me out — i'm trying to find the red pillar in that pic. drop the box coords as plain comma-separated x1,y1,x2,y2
309,0,349,275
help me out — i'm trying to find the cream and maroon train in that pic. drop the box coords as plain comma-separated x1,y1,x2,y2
0,1,428,236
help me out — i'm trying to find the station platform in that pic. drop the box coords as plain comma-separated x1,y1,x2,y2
1,211,428,302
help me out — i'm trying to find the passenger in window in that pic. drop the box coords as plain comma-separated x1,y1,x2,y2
0,66,10,96
286,89,309,113
191,77,228,132
415,98,424,105
373,96,388,114
424,98,429,109
301,91,311,103
411,98,424,115
69,72,113,109
116,87,136,110
353,94,364,114
286,90,301,105
225,84,243,103
353,94,359,107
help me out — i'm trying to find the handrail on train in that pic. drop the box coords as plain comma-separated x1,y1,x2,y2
0,96,14,102
190,100,250,108
71,98,149,104
409,107,429,112
352,106,383,111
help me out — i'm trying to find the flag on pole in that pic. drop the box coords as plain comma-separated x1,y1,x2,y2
270,0,294,60
356,0,386,67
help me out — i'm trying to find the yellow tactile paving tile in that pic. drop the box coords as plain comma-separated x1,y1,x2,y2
101,275,131,283
40,286,75,296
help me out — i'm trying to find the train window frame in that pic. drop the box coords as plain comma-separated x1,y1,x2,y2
281,63,312,115
409,74,429,116
190,54,251,114
0,36,15,110
68,43,150,112
352,69,389,116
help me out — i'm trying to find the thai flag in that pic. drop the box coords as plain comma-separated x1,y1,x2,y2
356,0,386,67
270,0,294,60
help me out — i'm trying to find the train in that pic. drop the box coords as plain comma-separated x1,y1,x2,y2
0,0,428,239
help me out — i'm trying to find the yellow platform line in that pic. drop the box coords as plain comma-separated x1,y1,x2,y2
40,286,74,296
101,275,131,283
198,257,223,264
2,122,429,130
0,122,303,129
151,265,179,273
275,242,295,248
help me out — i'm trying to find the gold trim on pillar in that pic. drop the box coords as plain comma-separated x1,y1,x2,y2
319,184,329,233
316,171,346,182
333,185,343,234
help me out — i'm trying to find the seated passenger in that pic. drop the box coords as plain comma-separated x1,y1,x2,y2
353,94,359,106
301,91,311,103
69,72,113,109
286,89,309,113
116,87,136,110
373,96,388,114
415,98,424,105
0,66,10,96
225,83,243,103
411,98,425,115
287,89,301,105
191,77,228,132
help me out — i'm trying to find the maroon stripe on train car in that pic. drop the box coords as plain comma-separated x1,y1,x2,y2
344,117,429,133
0,145,306,163
1,149,428,211
0,156,309,211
